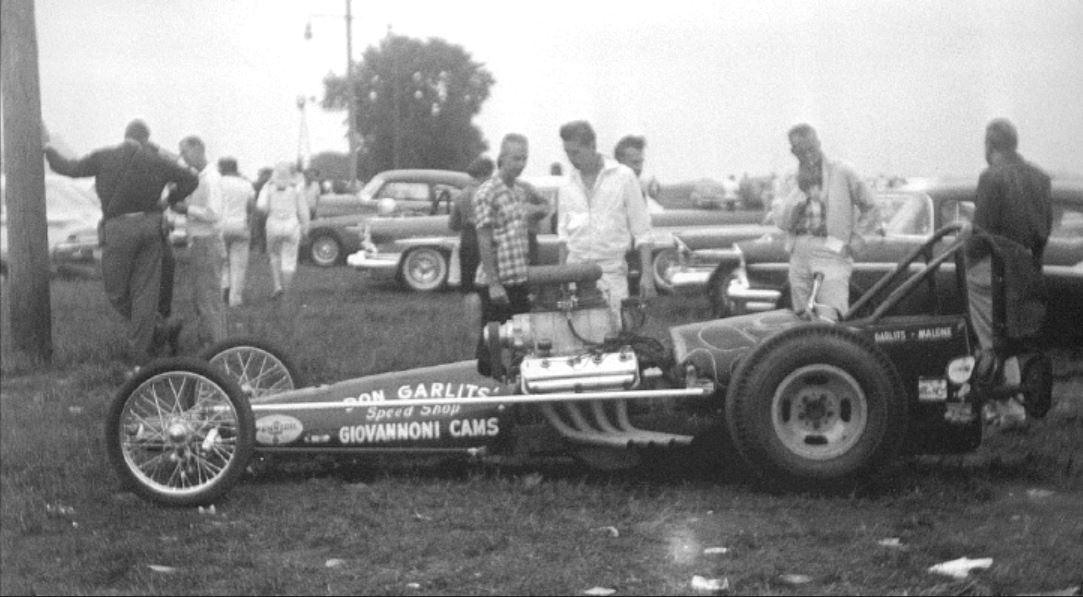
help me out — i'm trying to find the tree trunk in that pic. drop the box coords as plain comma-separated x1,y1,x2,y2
2,0,53,363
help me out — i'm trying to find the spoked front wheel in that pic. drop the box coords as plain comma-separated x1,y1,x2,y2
201,338,302,399
106,357,254,506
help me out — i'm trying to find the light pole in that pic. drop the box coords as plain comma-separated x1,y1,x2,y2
344,0,357,184
306,0,358,184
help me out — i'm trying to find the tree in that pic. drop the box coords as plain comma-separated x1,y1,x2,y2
322,34,494,179
308,151,352,182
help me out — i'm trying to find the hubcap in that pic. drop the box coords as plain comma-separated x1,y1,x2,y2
771,364,868,460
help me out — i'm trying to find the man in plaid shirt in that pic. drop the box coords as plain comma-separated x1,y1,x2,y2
474,133,548,375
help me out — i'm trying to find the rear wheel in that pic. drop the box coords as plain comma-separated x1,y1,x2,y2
725,324,907,490
201,338,302,398
106,357,254,506
401,247,448,292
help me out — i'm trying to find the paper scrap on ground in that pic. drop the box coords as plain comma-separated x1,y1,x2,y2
592,526,620,538
927,556,993,579
703,546,730,555
584,587,617,596
146,564,178,574
691,574,730,593
325,558,345,568
778,574,813,585
877,538,903,548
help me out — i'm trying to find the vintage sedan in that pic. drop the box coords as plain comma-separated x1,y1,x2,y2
1,173,103,277
680,179,1083,347
301,169,471,267
348,176,771,292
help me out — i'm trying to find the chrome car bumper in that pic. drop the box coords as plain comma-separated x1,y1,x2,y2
724,272,781,313
346,249,402,278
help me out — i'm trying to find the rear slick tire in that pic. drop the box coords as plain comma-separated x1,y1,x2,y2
725,324,907,491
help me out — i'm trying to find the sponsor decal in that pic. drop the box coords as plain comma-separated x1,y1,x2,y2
918,377,948,402
873,326,955,344
874,330,906,343
303,434,332,444
916,326,952,340
255,414,304,445
338,417,500,445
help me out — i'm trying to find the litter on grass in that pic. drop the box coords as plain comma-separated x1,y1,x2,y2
691,575,730,593
927,556,993,579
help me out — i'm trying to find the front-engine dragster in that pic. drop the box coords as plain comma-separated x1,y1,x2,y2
107,226,1053,506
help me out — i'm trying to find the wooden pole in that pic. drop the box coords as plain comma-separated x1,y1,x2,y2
2,0,53,363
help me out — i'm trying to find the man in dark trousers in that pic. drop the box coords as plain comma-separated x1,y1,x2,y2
449,156,494,294
45,119,198,368
965,118,1052,427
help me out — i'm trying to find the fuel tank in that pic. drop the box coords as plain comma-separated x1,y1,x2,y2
669,309,804,385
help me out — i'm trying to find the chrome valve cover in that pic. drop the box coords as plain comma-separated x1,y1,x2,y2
520,348,639,394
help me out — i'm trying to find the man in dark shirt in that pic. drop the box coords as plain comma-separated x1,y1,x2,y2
965,118,1052,427
45,119,198,367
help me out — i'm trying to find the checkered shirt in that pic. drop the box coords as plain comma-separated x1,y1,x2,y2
473,176,530,286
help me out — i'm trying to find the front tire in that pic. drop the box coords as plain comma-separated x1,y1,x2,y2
201,338,302,398
400,247,448,292
725,324,907,490
309,234,342,267
106,357,254,506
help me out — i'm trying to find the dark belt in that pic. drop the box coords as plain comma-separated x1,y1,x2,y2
105,210,160,222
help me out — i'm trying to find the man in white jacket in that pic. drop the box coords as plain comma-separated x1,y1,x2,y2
218,157,255,307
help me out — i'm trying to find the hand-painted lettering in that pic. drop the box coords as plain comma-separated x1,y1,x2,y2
344,389,387,404
449,417,500,438
396,382,496,400
419,404,461,417
366,405,415,422
338,420,442,444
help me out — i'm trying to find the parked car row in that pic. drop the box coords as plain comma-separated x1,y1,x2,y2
666,178,1083,347
345,173,770,292
302,169,473,268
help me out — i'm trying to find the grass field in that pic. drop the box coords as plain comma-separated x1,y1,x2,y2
2,256,1081,595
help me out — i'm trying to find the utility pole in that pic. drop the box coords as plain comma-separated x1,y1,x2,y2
1,0,53,363
345,0,358,184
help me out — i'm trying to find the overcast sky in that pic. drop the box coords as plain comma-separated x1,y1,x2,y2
33,0,1083,182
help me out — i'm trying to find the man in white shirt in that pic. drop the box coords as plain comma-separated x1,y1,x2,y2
177,135,226,347
558,121,655,331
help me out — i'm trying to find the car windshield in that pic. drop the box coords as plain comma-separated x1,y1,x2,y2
880,193,931,235
360,175,386,200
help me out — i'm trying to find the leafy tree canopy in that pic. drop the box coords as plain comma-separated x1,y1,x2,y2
322,35,494,180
